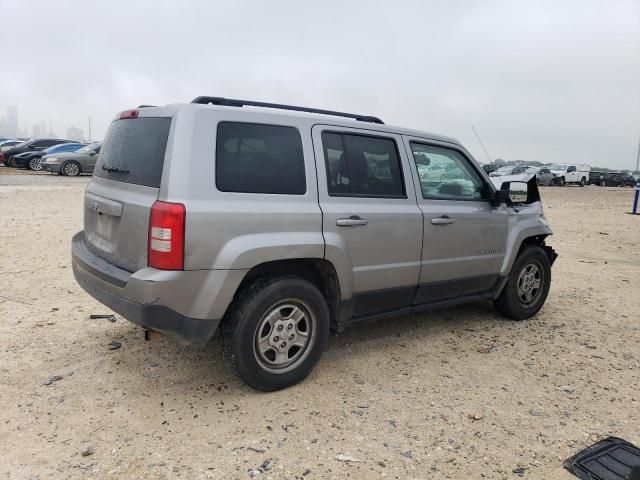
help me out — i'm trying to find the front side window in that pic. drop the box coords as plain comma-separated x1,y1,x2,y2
321,132,405,197
216,122,305,195
410,143,486,200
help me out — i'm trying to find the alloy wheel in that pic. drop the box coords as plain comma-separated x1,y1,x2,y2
63,162,80,176
29,157,42,171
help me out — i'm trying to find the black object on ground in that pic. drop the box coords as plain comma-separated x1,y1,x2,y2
564,436,640,480
107,341,121,350
89,314,116,322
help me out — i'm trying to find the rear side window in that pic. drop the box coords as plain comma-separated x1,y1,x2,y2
95,117,171,188
321,132,405,197
216,122,306,195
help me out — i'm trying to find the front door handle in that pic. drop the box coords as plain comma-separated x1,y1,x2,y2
336,215,368,227
431,215,455,225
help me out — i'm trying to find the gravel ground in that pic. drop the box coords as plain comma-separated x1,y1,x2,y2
1,170,638,479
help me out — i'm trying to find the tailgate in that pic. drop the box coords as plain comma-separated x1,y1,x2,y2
83,115,172,272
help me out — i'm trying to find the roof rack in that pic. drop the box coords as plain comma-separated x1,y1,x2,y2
191,96,384,124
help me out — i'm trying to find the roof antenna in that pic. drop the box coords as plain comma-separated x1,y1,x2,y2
472,126,493,163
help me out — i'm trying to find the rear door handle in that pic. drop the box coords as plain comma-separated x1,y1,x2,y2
431,215,455,225
336,216,368,227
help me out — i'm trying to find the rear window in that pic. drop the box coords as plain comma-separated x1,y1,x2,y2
216,122,306,195
95,117,171,187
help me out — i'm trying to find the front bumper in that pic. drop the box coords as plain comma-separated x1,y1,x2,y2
41,161,62,173
71,232,244,347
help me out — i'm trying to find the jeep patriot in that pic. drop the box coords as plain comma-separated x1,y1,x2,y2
72,97,557,390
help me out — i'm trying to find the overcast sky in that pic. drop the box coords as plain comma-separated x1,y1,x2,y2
1,0,639,169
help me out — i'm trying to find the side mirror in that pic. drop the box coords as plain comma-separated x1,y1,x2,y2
505,181,528,203
89,151,96,156
494,181,529,205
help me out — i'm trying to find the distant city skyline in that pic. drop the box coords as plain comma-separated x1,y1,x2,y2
0,104,93,141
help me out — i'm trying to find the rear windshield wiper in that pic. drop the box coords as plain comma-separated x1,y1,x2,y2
102,165,130,174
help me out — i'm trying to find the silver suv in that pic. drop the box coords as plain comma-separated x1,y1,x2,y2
72,97,557,391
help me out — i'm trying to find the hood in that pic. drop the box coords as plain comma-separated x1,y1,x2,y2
549,168,565,175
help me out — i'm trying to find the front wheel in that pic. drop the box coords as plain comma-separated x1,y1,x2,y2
28,156,42,171
62,161,81,177
223,276,330,391
559,177,565,186
494,245,551,320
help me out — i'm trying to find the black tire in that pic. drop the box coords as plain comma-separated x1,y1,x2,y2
61,161,81,177
579,177,586,187
600,180,606,187
223,276,330,391
559,177,565,186
493,245,551,320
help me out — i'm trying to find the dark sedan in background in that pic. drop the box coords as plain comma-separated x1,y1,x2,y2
3,138,73,166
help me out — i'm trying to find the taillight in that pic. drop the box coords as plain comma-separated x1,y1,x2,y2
119,109,139,119
148,201,186,270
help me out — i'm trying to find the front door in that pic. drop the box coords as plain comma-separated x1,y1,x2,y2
403,138,508,304
312,125,423,318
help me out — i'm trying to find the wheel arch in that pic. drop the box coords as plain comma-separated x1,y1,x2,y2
225,258,341,331
500,223,554,277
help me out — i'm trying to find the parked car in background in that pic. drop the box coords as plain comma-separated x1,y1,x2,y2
11,142,87,170
482,164,497,174
3,138,73,166
548,163,590,186
0,140,24,152
489,165,528,177
622,173,637,187
40,142,101,176
524,166,554,186
589,171,604,185
594,172,624,187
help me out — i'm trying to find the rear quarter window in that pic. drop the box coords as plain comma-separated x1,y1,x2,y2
95,117,171,188
216,122,306,195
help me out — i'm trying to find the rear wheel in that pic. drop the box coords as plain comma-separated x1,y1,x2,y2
28,156,42,171
223,276,330,391
62,161,81,177
494,245,551,320
600,180,606,187
579,177,586,187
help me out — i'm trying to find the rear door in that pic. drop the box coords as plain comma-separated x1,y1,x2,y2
403,137,508,303
83,114,172,272
312,125,422,317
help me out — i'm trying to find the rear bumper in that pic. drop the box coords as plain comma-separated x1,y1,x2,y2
72,232,245,347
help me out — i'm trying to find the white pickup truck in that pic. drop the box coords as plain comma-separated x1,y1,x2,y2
548,163,591,186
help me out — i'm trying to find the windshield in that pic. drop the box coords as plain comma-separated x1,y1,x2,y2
76,142,101,153
496,167,513,173
525,167,539,173
13,140,31,148
548,164,566,170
